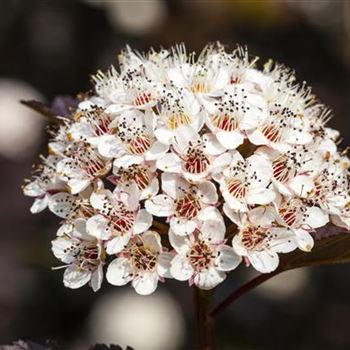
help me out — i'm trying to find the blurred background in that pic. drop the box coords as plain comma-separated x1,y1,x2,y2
1,0,350,349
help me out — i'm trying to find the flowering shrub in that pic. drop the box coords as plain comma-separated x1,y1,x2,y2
23,44,350,295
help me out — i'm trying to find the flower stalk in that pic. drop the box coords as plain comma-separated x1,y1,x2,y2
194,287,215,350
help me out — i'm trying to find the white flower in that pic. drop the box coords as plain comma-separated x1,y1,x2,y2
204,84,267,150
169,209,242,289
145,173,218,236
152,86,202,145
106,231,172,295
86,187,152,254
215,151,275,211
23,155,65,214
255,145,323,197
57,143,111,194
47,185,97,220
51,219,104,292
247,93,313,152
225,205,298,273
98,109,168,167
157,126,227,182
68,106,115,147
24,43,350,294
109,162,159,207
275,198,329,251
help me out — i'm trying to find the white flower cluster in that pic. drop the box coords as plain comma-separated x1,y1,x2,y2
23,44,350,295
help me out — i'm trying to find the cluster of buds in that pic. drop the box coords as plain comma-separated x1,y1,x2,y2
23,44,350,295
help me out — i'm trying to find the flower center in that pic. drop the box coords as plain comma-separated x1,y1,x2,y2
75,145,109,178
212,114,238,132
133,92,152,106
188,240,215,270
130,244,157,272
272,156,293,183
168,114,191,130
175,193,201,219
241,227,267,250
262,123,282,143
184,148,210,174
129,135,152,155
227,178,247,199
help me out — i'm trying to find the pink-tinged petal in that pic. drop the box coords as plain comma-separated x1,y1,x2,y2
216,131,244,150
289,175,314,198
304,206,329,229
222,190,247,212
106,233,132,254
134,209,152,234
202,133,226,155
169,229,191,254
247,154,273,188
223,204,245,227
285,130,312,145
194,267,226,290
132,271,159,295
268,228,298,253
48,192,75,218
232,235,248,256
157,252,174,278
72,218,92,241
23,181,45,197
140,177,159,200
90,265,103,292
247,188,275,206
106,257,133,286
248,205,277,226
331,214,350,230
156,153,182,173
167,66,188,88
170,217,197,236
174,125,200,151
146,141,169,161
170,254,194,281
294,228,314,252
68,178,91,195
154,127,174,145
197,181,218,204
211,152,233,178
117,182,141,211
161,172,183,199
86,214,111,240
97,135,123,158
145,194,175,216
30,196,49,214
141,230,162,252
63,267,91,289
201,219,225,243
114,154,143,168
246,129,269,146
51,237,75,264
216,245,242,271
197,206,223,221
90,190,108,210
248,251,279,273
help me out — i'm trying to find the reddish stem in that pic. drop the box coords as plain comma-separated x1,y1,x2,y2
210,271,281,318
194,287,215,350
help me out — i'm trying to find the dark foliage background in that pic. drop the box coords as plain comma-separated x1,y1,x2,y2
1,1,350,349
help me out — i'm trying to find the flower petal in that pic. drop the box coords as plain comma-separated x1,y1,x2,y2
132,272,159,295
106,257,133,286
194,267,226,290
145,194,175,216
63,266,91,289
216,245,242,271
170,254,194,281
